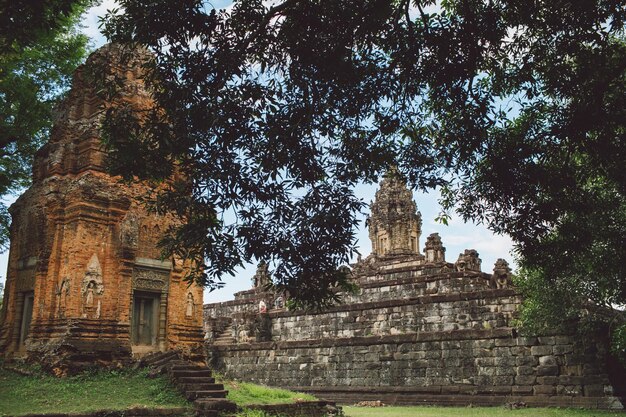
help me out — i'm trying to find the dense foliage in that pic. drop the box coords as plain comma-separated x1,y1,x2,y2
0,0,92,248
98,0,626,320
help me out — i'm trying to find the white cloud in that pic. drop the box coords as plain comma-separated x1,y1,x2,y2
81,0,119,48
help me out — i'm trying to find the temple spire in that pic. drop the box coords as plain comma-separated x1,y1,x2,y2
368,169,422,257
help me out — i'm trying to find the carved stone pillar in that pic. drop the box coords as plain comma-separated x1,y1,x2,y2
158,291,167,350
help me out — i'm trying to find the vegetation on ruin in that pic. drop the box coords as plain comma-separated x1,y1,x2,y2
1,0,623,354
342,405,626,417
95,0,626,345
0,366,190,416
221,378,317,405
0,0,93,248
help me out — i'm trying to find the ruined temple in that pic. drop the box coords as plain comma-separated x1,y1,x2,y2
0,45,204,371
204,173,625,409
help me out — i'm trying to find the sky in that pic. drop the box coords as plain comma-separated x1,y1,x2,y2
0,1,515,304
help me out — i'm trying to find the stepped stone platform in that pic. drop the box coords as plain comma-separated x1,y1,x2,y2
204,173,626,409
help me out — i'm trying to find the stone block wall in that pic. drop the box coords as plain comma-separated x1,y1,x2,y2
268,290,520,341
208,327,621,408
204,263,624,409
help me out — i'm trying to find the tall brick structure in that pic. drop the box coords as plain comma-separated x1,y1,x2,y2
204,175,625,409
0,45,204,371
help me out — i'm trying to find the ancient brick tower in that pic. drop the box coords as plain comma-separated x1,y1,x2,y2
0,45,204,370
368,169,422,257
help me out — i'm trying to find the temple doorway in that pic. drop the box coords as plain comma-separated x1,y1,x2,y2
18,291,34,346
131,291,160,347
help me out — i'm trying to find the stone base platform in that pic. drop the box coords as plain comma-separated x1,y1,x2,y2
292,386,624,409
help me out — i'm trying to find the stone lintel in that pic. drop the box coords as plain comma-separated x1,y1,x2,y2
135,257,172,271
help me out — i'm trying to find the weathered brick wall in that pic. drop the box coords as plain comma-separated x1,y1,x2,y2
0,45,205,370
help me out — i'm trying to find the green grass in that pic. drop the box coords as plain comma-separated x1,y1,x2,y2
5,367,621,417
235,410,277,417
221,379,317,406
0,367,190,416
343,406,626,417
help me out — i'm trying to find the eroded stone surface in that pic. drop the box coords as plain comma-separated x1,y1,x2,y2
0,44,204,373
203,175,625,409
368,168,422,257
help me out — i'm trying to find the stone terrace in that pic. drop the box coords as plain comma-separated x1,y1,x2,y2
203,173,625,409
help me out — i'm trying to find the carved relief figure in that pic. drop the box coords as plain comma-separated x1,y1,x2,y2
172,257,184,273
185,293,195,317
57,279,70,317
85,281,95,307
491,259,512,289
81,254,104,309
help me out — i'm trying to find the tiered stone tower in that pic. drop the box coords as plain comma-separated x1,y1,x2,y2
368,169,422,257
0,45,204,372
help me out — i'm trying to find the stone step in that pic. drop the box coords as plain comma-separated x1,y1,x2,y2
171,369,212,378
140,352,164,366
147,351,179,367
186,389,228,400
178,376,216,384
163,358,231,413
179,383,224,392
152,355,179,368
194,398,238,413
170,364,205,371
145,350,176,362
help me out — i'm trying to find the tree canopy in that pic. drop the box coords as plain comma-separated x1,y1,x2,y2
97,0,626,326
0,0,92,247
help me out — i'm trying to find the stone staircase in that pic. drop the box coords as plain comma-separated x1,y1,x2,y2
138,350,180,372
213,323,235,345
169,361,237,417
140,351,237,417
